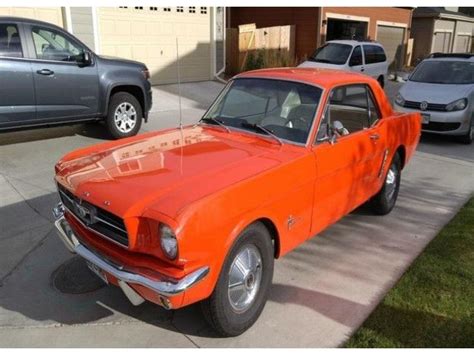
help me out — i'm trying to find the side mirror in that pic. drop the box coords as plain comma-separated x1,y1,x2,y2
76,50,92,66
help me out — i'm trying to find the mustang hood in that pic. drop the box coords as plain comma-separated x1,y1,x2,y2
399,81,473,104
55,126,296,219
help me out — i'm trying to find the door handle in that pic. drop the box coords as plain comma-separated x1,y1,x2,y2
370,133,380,140
36,69,54,76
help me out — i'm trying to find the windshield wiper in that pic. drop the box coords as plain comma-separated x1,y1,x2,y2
241,122,283,146
199,117,231,132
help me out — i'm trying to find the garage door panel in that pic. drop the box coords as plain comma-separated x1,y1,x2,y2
377,25,405,70
0,7,63,27
98,7,211,85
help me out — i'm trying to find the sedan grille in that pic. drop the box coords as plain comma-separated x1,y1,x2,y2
403,100,447,112
57,184,128,247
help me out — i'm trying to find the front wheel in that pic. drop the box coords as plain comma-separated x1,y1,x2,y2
201,222,274,337
369,153,401,215
458,119,473,145
106,92,142,139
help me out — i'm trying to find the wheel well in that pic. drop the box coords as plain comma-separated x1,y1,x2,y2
396,145,406,169
110,85,144,115
256,218,280,259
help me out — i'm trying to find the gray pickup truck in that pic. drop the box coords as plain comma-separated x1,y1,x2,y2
0,17,152,138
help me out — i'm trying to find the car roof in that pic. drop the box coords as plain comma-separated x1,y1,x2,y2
326,40,383,47
234,67,376,88
425,55,474,63
0,16,63,29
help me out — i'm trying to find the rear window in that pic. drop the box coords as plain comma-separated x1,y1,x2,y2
363,45,386,64
0,23,23,58
309,43,353,65
410,60,474,84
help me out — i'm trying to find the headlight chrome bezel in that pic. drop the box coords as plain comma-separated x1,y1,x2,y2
159,223,178,260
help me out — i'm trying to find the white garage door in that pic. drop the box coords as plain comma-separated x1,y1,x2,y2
0,7,63,27
377,25,405,70
98,7,212,85
454,35,471,53
432,31,452,53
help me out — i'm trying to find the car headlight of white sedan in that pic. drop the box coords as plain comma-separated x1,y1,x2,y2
446,98,468,112
395,93,405,106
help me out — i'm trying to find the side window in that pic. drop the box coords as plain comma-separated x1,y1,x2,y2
349,46,363,66
374,46,387,62
0,23,23,58
364,45,387,64
326,84,380,136
31,26,82,62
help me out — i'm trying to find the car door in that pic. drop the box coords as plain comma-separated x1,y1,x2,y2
311,84,385,235
25,23,99,121
363,45,385,78
348,45,365,75
0,22,36,126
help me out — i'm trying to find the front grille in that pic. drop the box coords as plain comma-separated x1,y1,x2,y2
403,101,447,112
57,184,128,246
422,122,461,132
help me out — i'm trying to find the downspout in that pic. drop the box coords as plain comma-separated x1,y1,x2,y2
214,7,227,83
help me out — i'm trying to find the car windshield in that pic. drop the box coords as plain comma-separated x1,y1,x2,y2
309,43,352,65
410,61,474,84
202,78,323,144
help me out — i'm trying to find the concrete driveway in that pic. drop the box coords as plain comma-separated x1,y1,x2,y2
0,81,473,347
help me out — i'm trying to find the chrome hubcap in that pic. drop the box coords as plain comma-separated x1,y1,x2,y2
114,102,137,133
228,245,262,313
385,165,397,200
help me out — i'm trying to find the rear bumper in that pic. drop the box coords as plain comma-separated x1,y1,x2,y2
52,203,209,307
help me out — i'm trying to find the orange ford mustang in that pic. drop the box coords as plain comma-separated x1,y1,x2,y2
52,68,421,336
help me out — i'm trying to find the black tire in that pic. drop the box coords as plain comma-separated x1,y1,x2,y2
201,222,274,337
457,119,473,145
377,76,385,88
369,153,401,215
106,92,142,139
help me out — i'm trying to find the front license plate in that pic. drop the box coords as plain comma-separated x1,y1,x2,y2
86,261,108,284
421,113,430,124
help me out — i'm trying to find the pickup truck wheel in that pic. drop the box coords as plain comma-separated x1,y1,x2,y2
106,92,142,139
458,119,473,144
201,222,274,337
369,153,401,215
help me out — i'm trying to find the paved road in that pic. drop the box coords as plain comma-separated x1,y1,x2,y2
0,81,473,347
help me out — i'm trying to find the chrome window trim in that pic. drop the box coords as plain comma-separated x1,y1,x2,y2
312,82,383,146
201,76,325,148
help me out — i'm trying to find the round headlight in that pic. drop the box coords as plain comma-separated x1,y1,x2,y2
159,223,178,260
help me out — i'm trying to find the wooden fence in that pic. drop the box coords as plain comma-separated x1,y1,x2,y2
226,23,296,76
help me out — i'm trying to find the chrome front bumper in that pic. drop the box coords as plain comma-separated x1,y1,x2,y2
52,203,209,307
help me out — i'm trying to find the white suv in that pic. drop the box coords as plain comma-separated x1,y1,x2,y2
298,40,389,87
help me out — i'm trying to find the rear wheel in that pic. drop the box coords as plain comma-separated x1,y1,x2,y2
369,153,401,215
201,222,274,337
458,119,473,145
106,92,142,139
